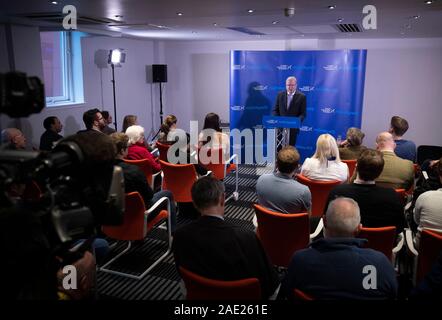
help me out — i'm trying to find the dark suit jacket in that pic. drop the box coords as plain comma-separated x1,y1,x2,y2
272,90,307,122
172,216,280,298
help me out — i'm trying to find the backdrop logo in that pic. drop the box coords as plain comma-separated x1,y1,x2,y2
315,128,336,134
300,126,313,132
253,85,268,91
321,107,335,114
323,65,338,71
336,110,359,116
266,119,278,125
276,64,292,70
231,105,245,111
299,86,315,92
232,64,245,70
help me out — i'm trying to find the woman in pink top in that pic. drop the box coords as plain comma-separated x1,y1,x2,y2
125,125,161,173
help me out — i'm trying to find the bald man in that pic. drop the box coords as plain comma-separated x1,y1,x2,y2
280,197,398,300
1,128,26,150
375,132,414,190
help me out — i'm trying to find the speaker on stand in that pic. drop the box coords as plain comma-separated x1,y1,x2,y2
152,64,167,126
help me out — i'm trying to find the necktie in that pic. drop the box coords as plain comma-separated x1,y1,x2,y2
287,93,293,110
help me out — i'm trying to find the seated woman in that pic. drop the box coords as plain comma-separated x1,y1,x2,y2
198,113,229,149
338,127,367,160
157,114,178,144
121,114,138,133
301,133,348,182
125,125,161,173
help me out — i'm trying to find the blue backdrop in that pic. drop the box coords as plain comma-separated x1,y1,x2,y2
229,50,367,163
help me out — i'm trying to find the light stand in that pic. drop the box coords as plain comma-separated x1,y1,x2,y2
159,82,163,125
108,49,126,131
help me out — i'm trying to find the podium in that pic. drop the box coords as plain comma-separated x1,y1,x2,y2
262,115,300,149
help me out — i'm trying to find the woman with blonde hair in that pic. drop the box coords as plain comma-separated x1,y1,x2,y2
301,134,348,182
338,127,367,160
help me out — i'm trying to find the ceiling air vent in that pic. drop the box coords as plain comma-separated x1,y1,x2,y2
21,12,120,25
226,27,265,35
335,24,362,33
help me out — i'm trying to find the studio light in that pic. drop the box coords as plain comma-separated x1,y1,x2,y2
108,49,126,130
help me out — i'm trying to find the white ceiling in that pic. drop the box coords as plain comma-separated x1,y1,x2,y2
1,0,441,40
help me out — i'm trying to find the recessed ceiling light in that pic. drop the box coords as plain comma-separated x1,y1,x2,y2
247,9,254,13
51,1,58,4
337,18,344,23
272,21,279,25
177,12,183,16
413,15,421,19
328,5,336,10
425,0,433,4
213,23,218,27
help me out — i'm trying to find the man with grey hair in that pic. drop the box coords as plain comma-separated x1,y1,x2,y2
375,131,414,190
1,128,26,150
279,197,398,299
273,76,307,146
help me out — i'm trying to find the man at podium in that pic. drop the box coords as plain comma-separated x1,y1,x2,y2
272,76,307,146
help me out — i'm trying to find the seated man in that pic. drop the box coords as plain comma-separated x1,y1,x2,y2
389,116,416,162
256,146,311,214
101,110,116,135
40,116,63,151
172,176,280,299
326,149,406,233
110,132,176,231
1,128,26,150
375,132,414,190
413,159,442,247
77,108,106,134
280,197,398,300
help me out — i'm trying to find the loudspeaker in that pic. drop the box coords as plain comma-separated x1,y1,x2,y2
152,64,167,83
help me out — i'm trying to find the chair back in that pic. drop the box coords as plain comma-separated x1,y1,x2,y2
254,204,309,267
417,145,442,166
416,229,442,283
179,266,261,300
296,174,341,217
160,160,197,202
293,288,314,301
123,158,154,186
342,159,357,178
156,141,171,162
358,226,396,260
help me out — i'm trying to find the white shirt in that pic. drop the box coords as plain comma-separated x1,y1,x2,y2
301,157,348,182
413,188,442,247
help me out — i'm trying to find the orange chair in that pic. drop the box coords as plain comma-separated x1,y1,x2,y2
160,160,199,203
100,192,172,280
179,266,261,300
123,158,160,189
358,226,404,261
156,141,172,162
296,174,341,217
406,228,442,284
23,180,43,202
293,288,314,301
198,147,239,201
253,204,323,267
341,159,357,179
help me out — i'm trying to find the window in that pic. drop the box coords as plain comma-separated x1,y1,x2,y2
40,31,84,106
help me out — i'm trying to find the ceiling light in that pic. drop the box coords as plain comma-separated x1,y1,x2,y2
413,15,421,19
272,21,279,25
328,5,336,10
247,9,254,13
213,23,218,27
177,12,183,16
425,0,433,4
51,1,58,4
337,18,344,23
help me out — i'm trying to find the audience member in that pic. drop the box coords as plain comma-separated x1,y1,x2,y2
110,133,177,231
280,197,398,300
198,113,229,150
122,114,137,133
256,146,311,213
326,149,406,233
301,133,348,182
158,114,178,143
413,159,442,247
375,132,414,190
125,125,161,173
1,128,26,150
338,127,367,160
39,116,63,151
78,108,106,133
172,176,280,299
389,116,416,162
101,111,116,135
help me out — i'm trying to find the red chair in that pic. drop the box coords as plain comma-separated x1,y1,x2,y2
123,158,160,189
156,141,172,162
296,174,341,217
198,147,239,201
179,266,261,300
160,160,198,203
358,226,403,261
341,159,357,179
406,229,442,283
293,288,314,301
100,192,172,280
23,180,43,201
253,204,323,267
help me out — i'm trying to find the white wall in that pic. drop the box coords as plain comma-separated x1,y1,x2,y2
162,37,442,149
